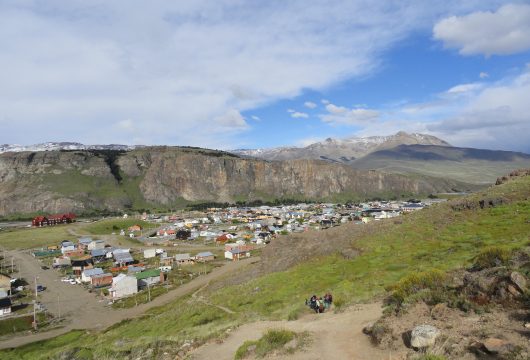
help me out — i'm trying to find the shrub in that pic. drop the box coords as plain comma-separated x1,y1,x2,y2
287,307,301,321
473,246,511,269
415,355,447,360
389,269,447,306
234,329,296,359
333,297,345,310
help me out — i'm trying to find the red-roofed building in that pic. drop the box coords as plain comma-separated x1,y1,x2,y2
32,213,76,227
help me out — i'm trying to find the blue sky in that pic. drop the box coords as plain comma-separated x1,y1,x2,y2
1,1,530,152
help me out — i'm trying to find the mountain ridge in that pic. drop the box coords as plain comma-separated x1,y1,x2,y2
232,131,451,162
0,147,472,217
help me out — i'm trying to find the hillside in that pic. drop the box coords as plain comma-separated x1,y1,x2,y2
2,170,529,359
0,147,470,217
349,144,530,184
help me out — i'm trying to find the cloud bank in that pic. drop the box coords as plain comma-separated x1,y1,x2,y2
0,1,505,148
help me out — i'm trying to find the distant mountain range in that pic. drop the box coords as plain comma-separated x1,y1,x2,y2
0,142,138,153
232,131,451,163
232,132,530,184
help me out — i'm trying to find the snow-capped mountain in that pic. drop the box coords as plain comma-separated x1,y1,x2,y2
0,142,137,154
232,132,451,162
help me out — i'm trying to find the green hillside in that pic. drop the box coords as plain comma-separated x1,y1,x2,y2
3,172,530,359
350,145,530,184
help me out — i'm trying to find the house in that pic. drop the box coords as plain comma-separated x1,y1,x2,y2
109,274,138,299
71,256,94,276
77,237,92,250
113,249,134,266
0,297,12,317
195,251,215,262
135,269,163,288
174,253,193,265
0,274,11,292
127,265,145,274
81,268,104,283
32,213,76,227
128,225,142,232
90,248,108,263
63,249,85,258
159,255,173,267
90,273,113,288
60,241,76,255
52,256,71,268
143,249,157,259
225,248,251,261
87,240,105,251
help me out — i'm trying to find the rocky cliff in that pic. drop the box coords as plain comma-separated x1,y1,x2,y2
0,147,471,216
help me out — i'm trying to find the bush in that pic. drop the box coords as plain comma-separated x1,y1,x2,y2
333,297,345,311
473,246,511,269
389,269,447,306
234,329,295,359
415,355,447,360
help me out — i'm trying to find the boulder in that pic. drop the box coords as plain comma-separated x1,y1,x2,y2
507,284,521,297
483,337,514,355
410,325,440,349
510,271,527,293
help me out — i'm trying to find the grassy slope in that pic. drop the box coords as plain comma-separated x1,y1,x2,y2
82,219,158,235
0,226,73,250
351,158,530,185
3,175,530,359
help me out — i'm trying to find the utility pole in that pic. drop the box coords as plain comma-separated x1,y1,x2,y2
33,275,38,331
147,282,151,302
57,294,60,320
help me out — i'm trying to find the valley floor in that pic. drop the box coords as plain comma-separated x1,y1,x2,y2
0,252,258,350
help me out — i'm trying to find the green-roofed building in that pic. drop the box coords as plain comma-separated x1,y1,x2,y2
135,269,162,288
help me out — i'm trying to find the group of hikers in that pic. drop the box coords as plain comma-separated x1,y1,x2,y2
305,293,333,313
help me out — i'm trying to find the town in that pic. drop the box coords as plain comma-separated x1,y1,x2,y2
0,198,438,337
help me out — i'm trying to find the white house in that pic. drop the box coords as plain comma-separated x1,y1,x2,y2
87,240,105,251
81,268,104,283
225,248,251,261
60,241,76,255
143,248,156,259
109,274,138,299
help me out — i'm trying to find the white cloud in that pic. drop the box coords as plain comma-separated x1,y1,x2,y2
320,103,379,125
446,83,483,94
321,99,330,105
0,1,510,147
214,109,248,129
479,72,489,79
433,4,530,56
287,109,296,113
251,115,261,121
291,111,309,119
304,101,317,109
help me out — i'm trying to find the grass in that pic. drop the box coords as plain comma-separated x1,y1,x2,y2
234,329,296,359
2,174,530,359
82,218,158,235
473,246,512,269
0,225,73,250
0,313,48,336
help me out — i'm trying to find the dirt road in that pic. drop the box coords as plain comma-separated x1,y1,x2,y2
189,303,397,360
0,252,258,349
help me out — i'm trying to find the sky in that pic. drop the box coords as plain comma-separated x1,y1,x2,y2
1,1,530,152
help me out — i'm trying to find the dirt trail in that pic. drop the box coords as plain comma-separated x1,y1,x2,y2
0,253,258,349
190,303,399,360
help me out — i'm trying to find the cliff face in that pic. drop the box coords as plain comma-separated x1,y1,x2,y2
0,147,467,216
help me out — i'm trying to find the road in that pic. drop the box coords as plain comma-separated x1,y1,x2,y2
0,251,259,349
